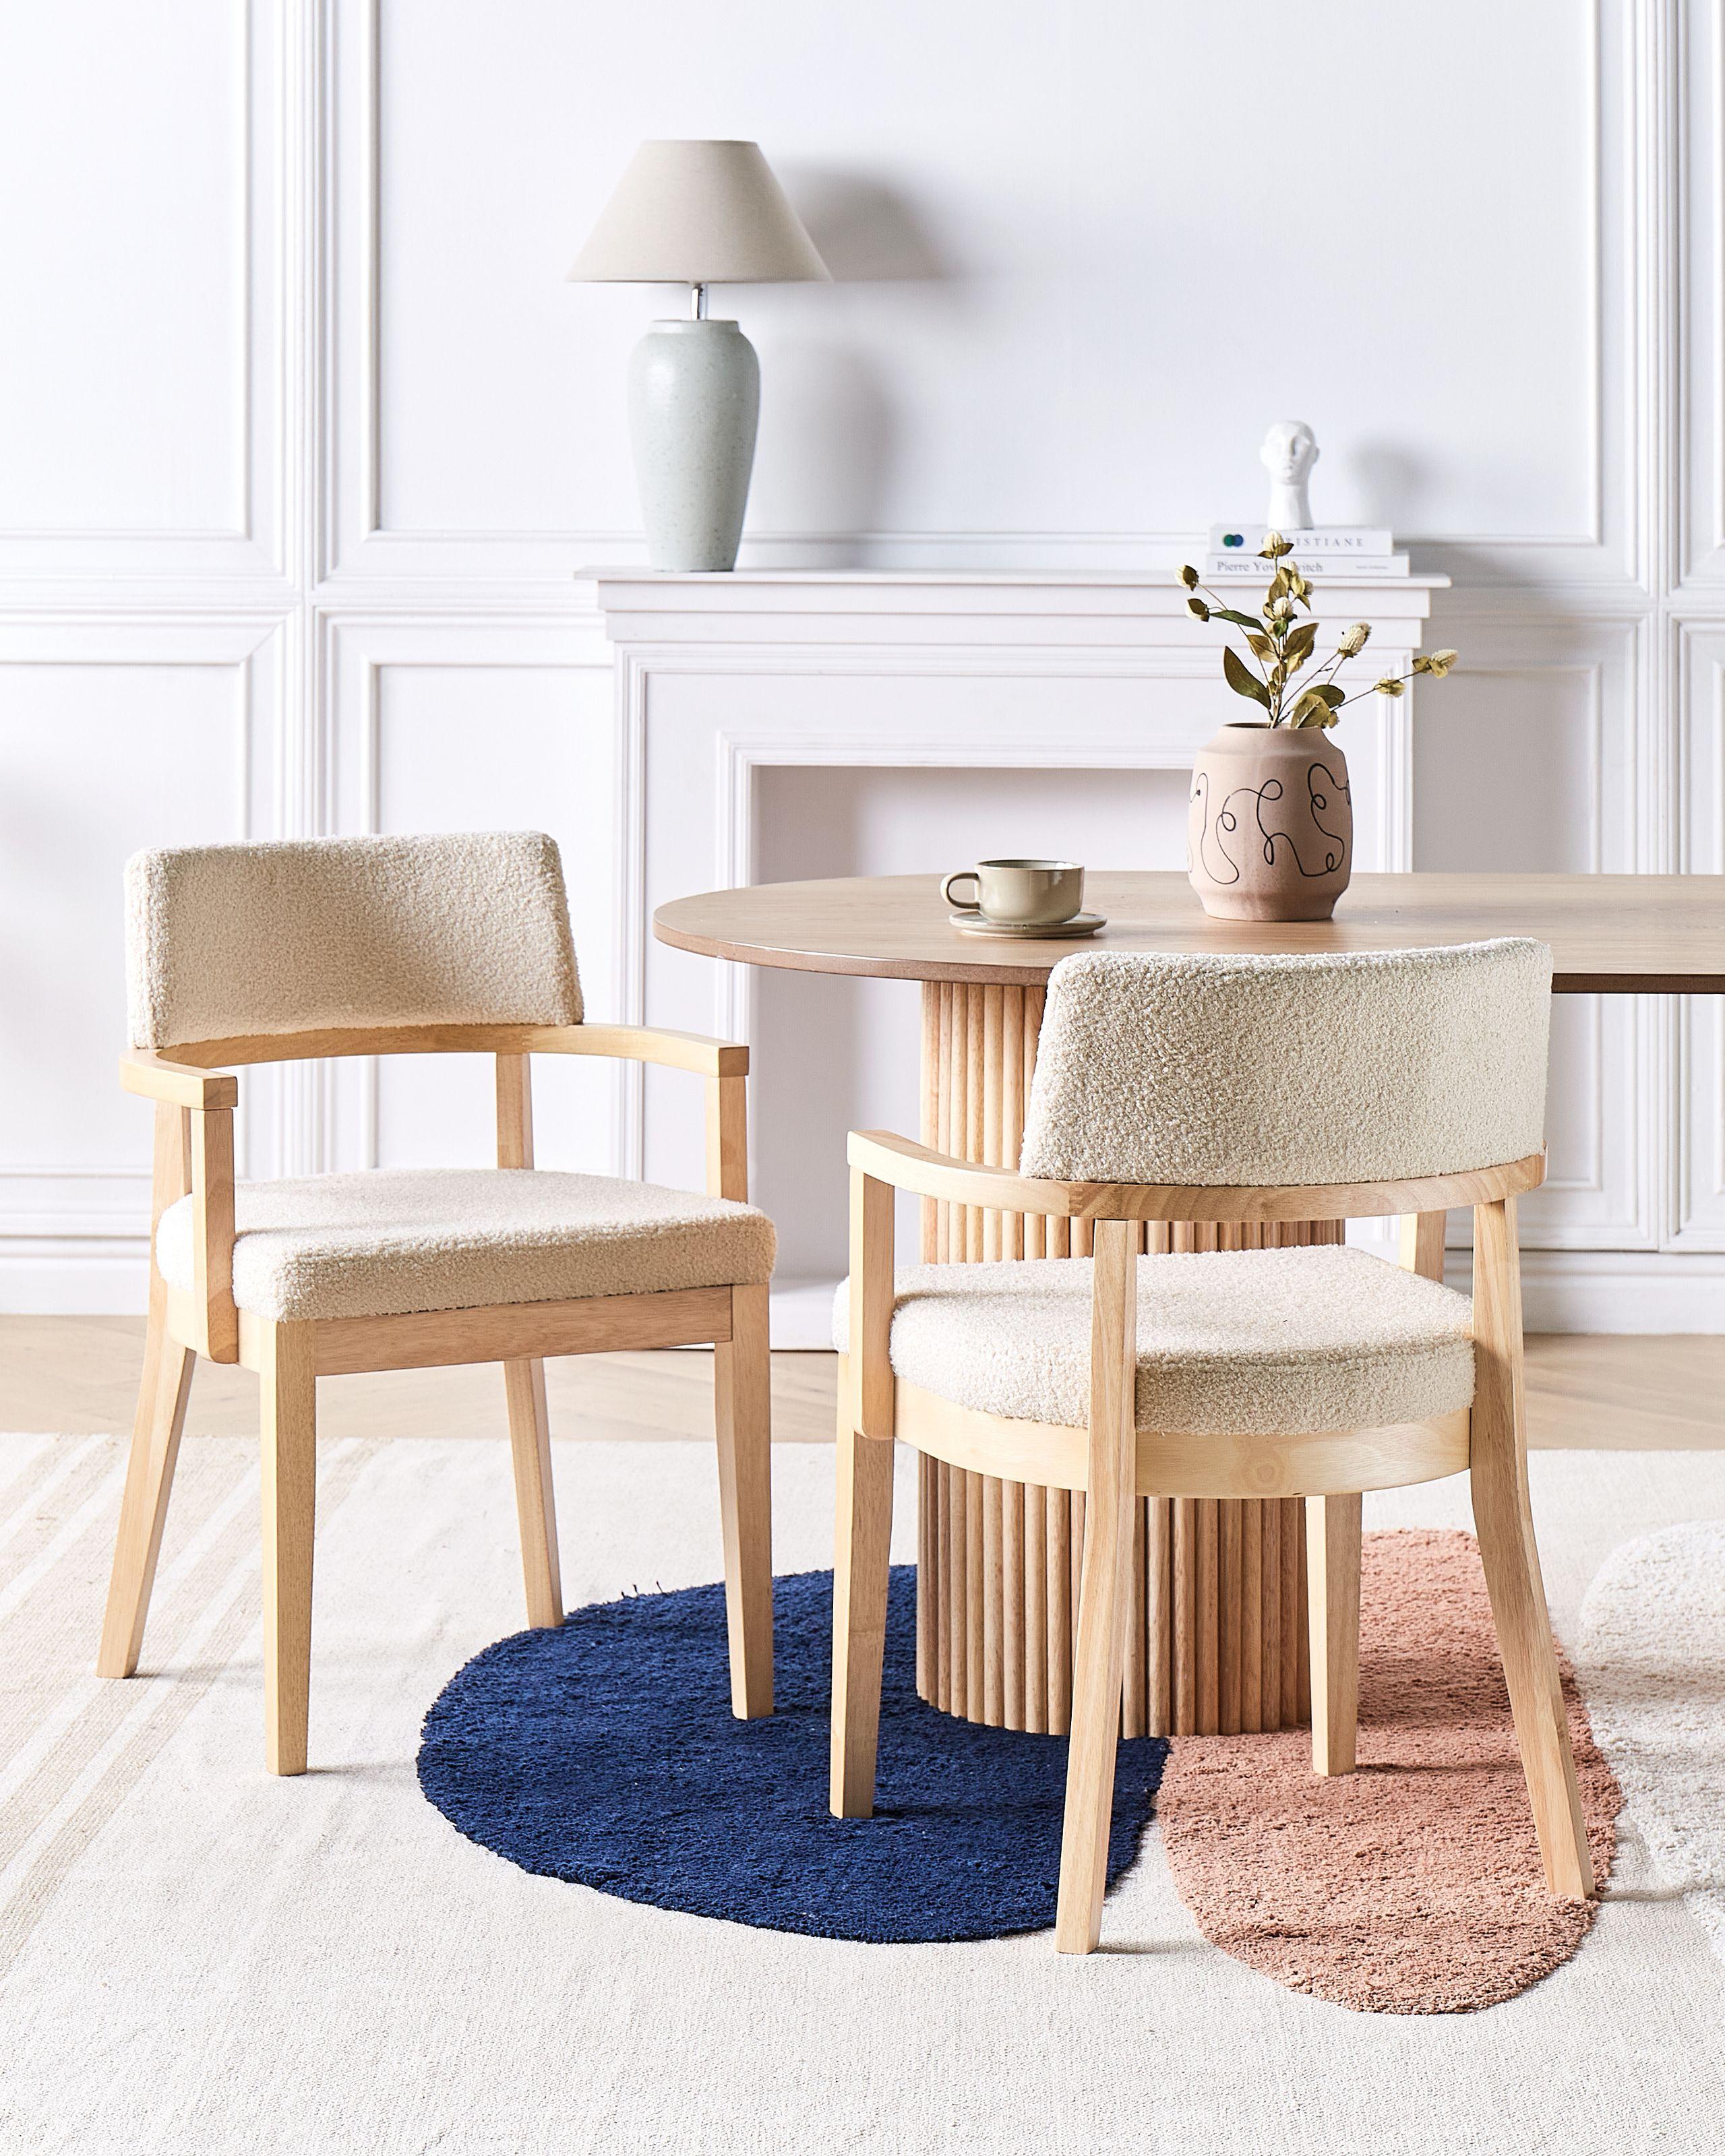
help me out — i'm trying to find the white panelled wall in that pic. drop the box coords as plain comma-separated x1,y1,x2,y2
1,0,1720,1328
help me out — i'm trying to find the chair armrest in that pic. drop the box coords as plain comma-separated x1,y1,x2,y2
848,1130,1075,1215
528,1026,750,1199
119,1050,239,1111
528,1024,748,1079
120,1052,239,1361
848,1130,1548,1224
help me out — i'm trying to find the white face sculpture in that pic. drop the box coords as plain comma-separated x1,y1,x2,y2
1261,421,1319,484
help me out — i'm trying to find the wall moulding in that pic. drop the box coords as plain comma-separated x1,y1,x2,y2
1675,0,1725,589
1670,621,1725,1245
0,617,289,1308
0,0,292,584
1408,616,1659,1253
328,0,1639,585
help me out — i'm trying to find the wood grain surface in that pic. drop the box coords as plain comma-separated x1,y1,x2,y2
655,871,1725,993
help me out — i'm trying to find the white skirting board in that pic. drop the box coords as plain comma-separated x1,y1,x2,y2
1465,1250,1725,1335
0,1239,150,1314
772,1249,1725,1347
5,1243,1720,1333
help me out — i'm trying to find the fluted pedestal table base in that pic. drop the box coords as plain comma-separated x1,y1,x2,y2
913,981,1318,1738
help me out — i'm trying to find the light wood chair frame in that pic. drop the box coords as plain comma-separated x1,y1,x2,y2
98,1022,773,1775
829,1129,1595,1954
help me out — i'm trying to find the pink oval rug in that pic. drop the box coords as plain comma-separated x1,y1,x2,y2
1156,1528,1620,2013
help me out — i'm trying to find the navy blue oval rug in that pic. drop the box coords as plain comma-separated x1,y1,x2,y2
418,1566,1166,1944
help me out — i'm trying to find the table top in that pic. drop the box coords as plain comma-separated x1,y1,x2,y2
653,871,1725,994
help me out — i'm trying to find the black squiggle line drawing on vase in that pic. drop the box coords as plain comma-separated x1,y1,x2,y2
1248,776,1338,882
1306,758,1350,873
1190,770,1243,887
1248,778,1294,869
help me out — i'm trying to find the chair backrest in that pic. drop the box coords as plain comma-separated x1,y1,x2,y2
1017,940,1551,1187
125,831,582,1049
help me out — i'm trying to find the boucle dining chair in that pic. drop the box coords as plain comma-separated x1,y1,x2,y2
830,939,1594,1954
98,831,775,1774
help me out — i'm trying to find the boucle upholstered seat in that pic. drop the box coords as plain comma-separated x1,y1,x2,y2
833,1245,1475,1436
157,1169,775,1322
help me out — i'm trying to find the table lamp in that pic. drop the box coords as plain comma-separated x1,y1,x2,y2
568,140,831,572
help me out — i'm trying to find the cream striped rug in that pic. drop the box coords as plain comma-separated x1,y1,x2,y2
0,1431,382,1979
4,1431,1725,2156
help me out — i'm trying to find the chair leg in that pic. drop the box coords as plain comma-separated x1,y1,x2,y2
1471,1197,1594,1897
1055,1219,1139,1955
504,1357,563,1627
260,1322,318,1777
713,1282,773,1717
1306,1491,1362,1775
96,1305,195,1677
829,1412,897,1817
1472,1465,1594,1895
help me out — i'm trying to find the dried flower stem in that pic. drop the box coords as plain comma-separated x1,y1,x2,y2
1178,543,1459,729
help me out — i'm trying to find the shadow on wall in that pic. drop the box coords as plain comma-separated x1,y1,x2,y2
745,169,959,564
1346,440,1433,532
789,171,952,282
746,343,898,549
1349,437,1554,604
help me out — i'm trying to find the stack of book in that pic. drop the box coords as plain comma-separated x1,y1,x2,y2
1200,525,1409,579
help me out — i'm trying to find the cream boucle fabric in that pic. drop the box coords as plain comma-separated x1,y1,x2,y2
1018,940,1551,1185
125,831,582,1047
834,1246,1476,1435
156,1168,774,1322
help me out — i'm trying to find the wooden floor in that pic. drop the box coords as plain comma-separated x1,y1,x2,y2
3,1318,1722,1449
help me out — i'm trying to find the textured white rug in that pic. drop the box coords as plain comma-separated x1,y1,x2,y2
1577,1520,1725,1967
3,1431,1725,2156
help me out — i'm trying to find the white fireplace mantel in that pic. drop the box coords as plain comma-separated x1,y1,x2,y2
582,564,1448,644
582,565,1449,971
581,564,1450,1045
582,565,1449,1340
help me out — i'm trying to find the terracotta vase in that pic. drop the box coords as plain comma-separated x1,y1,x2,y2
1186,721,1352,921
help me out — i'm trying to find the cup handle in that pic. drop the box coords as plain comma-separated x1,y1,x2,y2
942,870,981,912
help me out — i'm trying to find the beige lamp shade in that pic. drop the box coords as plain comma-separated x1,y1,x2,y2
567,140,830,286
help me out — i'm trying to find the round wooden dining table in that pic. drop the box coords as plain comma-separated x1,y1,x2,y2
655,870,1725,1740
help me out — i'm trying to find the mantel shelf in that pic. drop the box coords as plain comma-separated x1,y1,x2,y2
580,563,1449,640
579,565,1452,588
